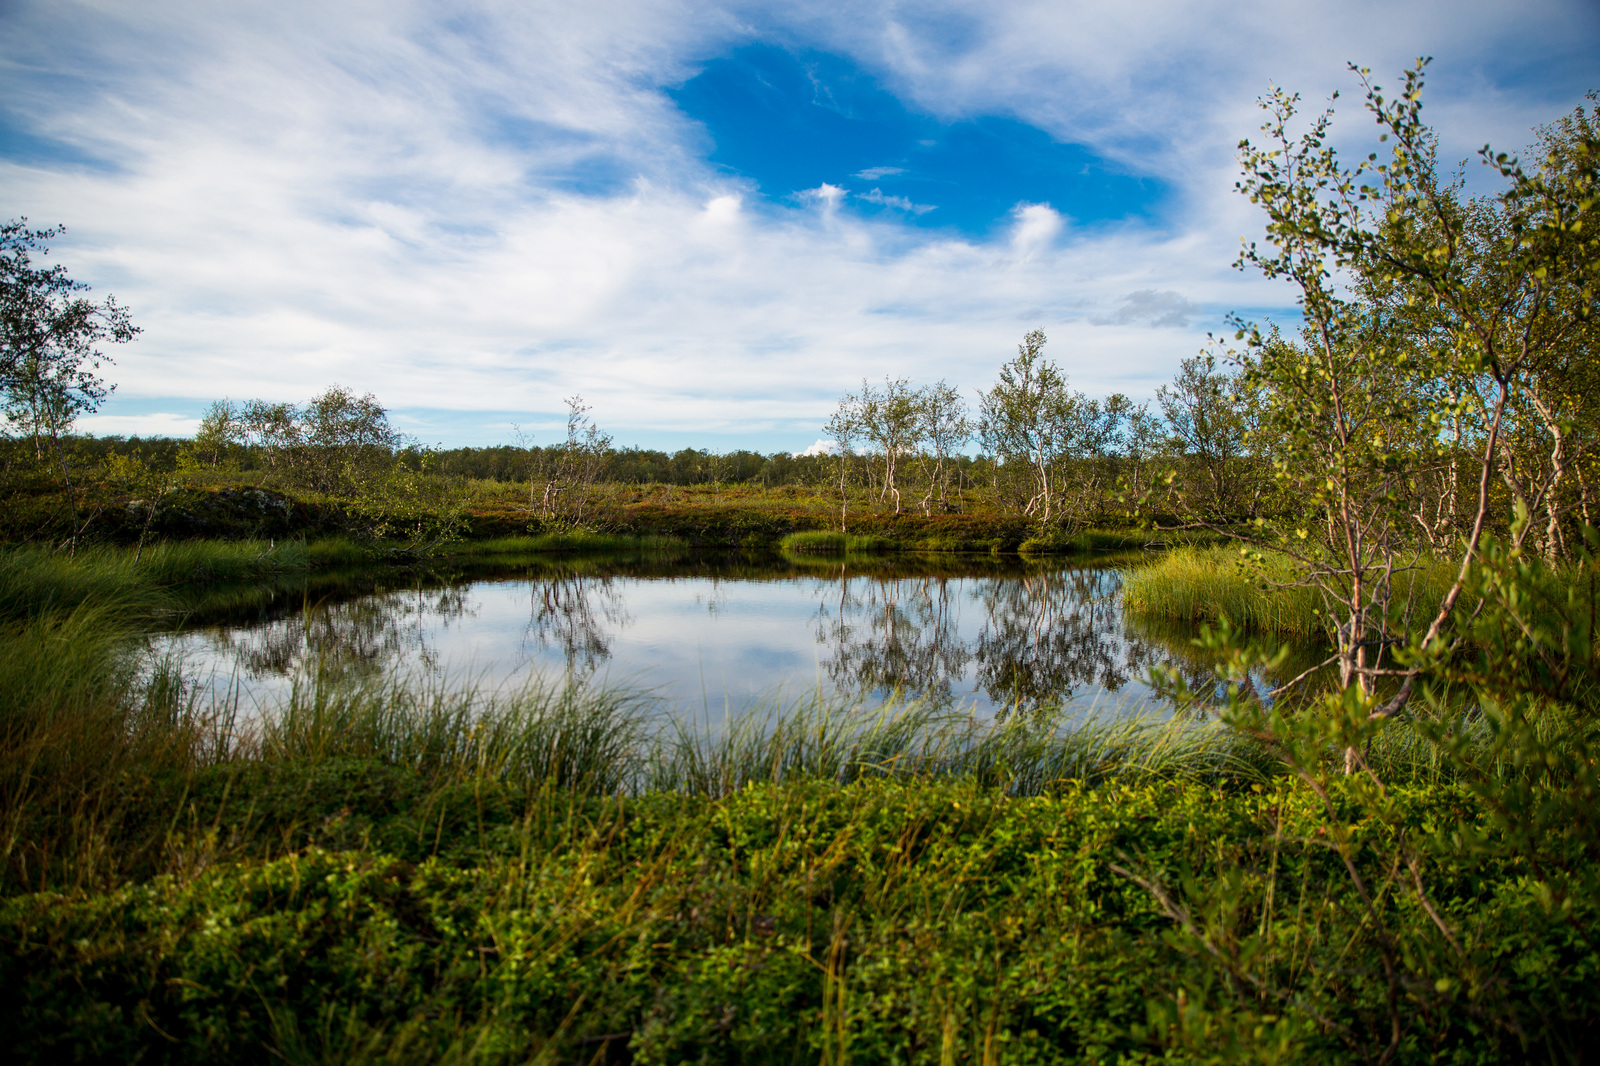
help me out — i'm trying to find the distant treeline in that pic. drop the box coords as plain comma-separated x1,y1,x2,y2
0,433,992,490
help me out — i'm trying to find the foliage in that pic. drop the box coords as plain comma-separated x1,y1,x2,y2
2,768,1595,1063
978,330,1139,531
532,396,613,530
0,220,138,476
1156,352,1257,519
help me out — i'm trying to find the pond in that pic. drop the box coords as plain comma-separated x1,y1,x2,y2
155,552,1261,719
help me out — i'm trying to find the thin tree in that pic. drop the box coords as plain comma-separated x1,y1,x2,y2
0,220,138,487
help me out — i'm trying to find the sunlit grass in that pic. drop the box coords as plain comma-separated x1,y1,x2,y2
779,530,896,555
1121,544,1464,640
448,531,686,557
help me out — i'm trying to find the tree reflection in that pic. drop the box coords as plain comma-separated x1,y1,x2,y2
813,569,973,703
522,573,630,677
811,564,1229,712
183,557,1329,715
199,584,473,679
973,567,1152,708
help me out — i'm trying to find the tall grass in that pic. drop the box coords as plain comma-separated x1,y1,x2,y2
0,604,216,892
0,539,369,625
1122,544,1464,639
447,532,686,557
779,530,895,555
652,693,1273,797
254,669,651,795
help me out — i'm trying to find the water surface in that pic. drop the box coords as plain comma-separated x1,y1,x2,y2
157,553,1240,718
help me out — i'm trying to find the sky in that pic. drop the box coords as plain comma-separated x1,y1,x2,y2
2,0,1596,453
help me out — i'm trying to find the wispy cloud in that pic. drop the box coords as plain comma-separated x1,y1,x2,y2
856,187,935,213
1094,289,1202,329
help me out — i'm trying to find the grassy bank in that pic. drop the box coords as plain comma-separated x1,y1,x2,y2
1122,544,1467,640
0,535,692,630
1,601,1596,1061
3,470,1195,554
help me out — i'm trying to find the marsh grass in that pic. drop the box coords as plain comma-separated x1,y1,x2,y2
0,604,219,892
653,692,1274,797
447,532,686,557
779,530,895,555
1122,544,1464,639
253,669,652,795
0,539,371,626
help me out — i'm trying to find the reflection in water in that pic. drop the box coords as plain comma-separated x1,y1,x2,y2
162,555,1328,716
975,569,1149,709
809,566,1221,712
814,571,973,705
197,585,475,680
524,575,630,677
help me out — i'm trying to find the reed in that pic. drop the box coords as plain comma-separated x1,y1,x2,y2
649,691,1273,797
0,604,217,892
0,539,369,625
254,668,653,795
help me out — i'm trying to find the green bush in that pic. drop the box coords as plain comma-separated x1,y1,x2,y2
3,777,1593,1063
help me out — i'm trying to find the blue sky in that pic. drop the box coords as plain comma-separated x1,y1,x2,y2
668,44,1167,235
1,0,1596,452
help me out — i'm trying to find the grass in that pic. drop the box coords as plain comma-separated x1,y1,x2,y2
2,682,1594,1062
1121,544,1466,640
652,693,1273,798
779,530,897,555
256,669,653,795
444,531,687,557
0,539,370,625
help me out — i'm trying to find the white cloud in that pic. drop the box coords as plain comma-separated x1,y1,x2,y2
854,165,905,179
794,438,839,457
75,412,202,437
798,183,848,211
0,0,1592,449
1009,203,1062,256
703,194,743,224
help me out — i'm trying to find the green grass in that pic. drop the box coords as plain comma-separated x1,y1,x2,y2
255,669,652,795
0,539,371,625
779,530,897,555
652,693,1273,798
1121,544,1465,640
3,759,1594,1062
445,531,687,557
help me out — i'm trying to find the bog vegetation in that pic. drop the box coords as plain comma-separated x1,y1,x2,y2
0,64,1598,1062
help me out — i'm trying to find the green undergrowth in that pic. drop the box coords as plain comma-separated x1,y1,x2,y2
3,767,1595,1064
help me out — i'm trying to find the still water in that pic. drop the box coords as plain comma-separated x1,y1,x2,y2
157,553,1228,718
